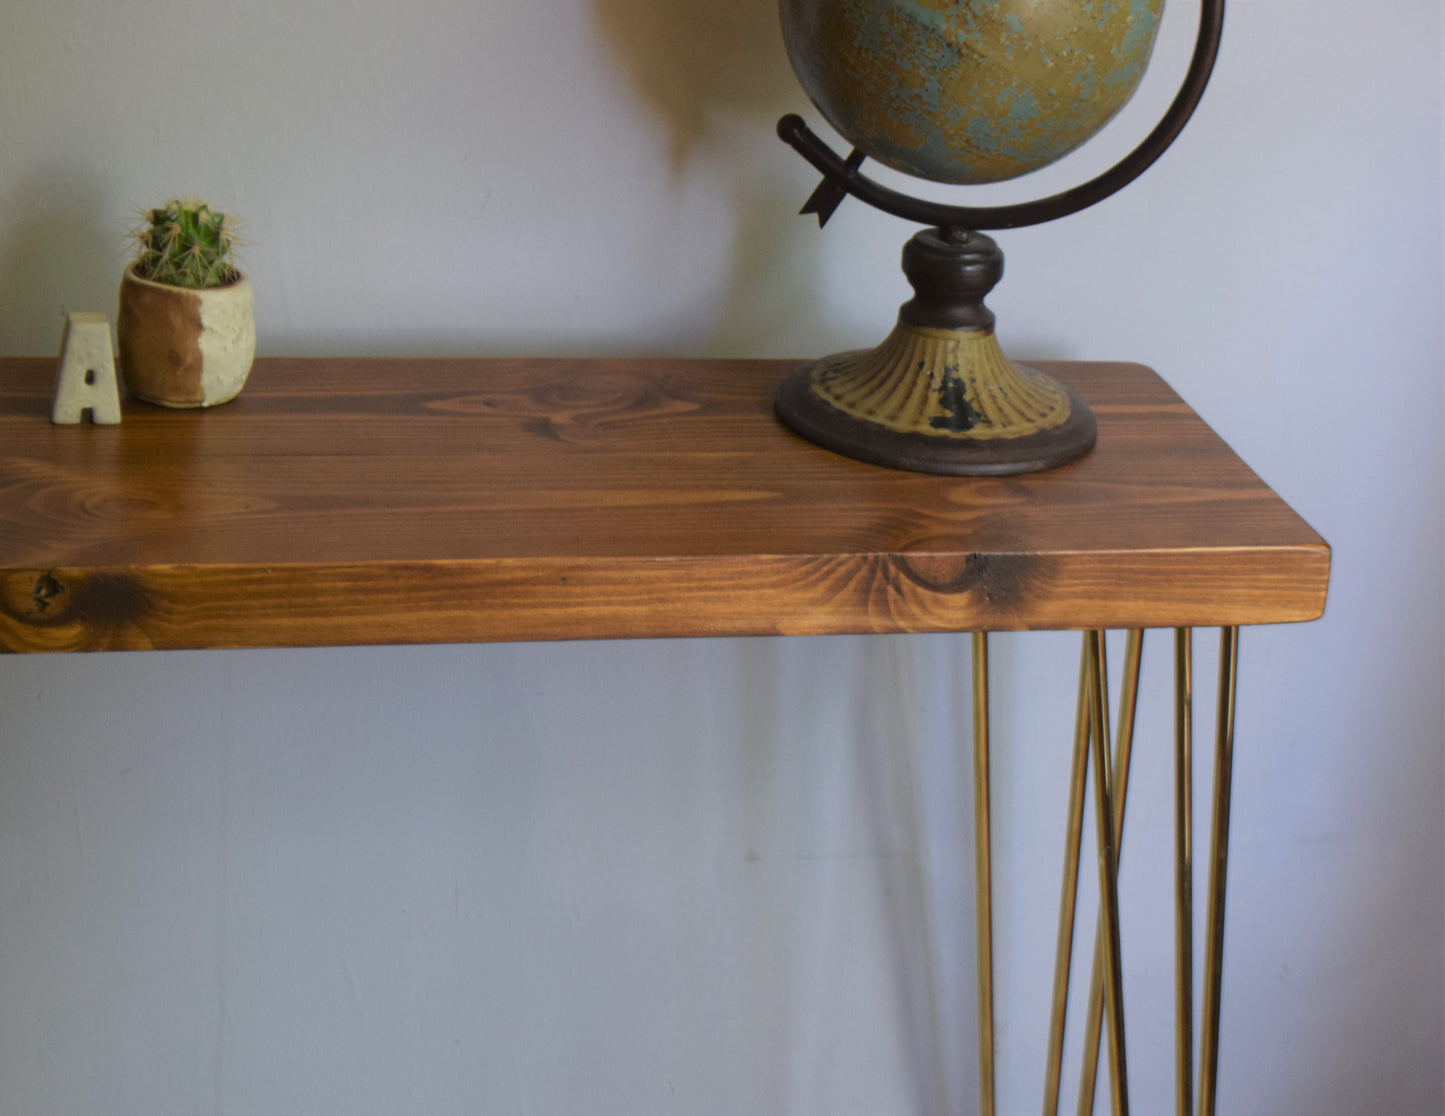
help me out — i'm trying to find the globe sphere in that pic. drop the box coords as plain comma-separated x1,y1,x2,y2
780,0,1165,186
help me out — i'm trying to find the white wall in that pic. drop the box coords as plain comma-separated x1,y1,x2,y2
1,1,1440,1113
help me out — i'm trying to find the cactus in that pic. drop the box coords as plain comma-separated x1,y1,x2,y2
130,199,241,289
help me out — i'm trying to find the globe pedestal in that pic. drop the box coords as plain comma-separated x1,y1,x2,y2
775,229,1096,475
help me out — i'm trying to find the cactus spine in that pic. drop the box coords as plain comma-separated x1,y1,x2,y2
131,200,240,289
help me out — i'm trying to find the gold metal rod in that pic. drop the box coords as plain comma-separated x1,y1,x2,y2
1076,947,1105,1116
972,631,996,1116
1041,635,1094,1116
1174,628,1195,1116
1075,632,1143,1116
1087,630,1130,1116
1075,632,1111,1116
1114,632,1145,834
1198,627,1239,1116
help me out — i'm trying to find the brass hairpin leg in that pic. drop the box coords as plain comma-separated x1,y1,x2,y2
1198,627,1239,1116
973,631,996,1116
1076,632,1143,1116
1175,628,1195,1116
1042,635,1094,1116
1081,631,1132,1116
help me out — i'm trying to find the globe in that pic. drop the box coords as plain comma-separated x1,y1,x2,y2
780,0,1165,186
771,0,1221,477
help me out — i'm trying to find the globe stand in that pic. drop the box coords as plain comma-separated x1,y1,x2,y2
775,227,1095,475
774,0,1226,476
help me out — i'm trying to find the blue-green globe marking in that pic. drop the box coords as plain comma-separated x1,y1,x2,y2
781,0,1165,186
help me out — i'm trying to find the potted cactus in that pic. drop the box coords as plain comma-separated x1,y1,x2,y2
117,200,255,407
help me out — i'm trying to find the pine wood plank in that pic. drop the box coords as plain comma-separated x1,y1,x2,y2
0,357,1329,651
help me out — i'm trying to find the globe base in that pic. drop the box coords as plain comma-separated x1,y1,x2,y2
775,229,1097,475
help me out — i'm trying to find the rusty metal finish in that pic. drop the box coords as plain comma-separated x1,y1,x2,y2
807,323,1071,439
780,0,1165,185
773,228,1098,475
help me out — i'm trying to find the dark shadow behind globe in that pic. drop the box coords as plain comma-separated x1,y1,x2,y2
592,0,851,362
592,0,797,166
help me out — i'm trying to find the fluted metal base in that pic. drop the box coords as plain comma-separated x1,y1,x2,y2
775,321,1097,475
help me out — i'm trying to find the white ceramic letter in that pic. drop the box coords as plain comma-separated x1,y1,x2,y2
52,312,121,424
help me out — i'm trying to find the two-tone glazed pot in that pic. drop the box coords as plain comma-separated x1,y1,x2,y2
117,262,256,408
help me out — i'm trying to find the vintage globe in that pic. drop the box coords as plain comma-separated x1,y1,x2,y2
780,0,1165,186
772,0,1220,476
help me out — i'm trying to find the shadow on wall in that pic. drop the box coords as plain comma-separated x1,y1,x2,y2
592,0,798,165
592,0,838,359
593,9,960,1098
599,10,961,1106
592,0,1097,365
0,168,121,357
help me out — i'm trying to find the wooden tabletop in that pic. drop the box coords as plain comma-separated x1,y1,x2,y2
0,357,1329,652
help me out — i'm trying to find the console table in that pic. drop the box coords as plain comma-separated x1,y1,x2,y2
0,356,1329,1116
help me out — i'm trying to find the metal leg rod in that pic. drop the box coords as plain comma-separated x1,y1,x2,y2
1085,630,1130,1116
1174,628,1195,1116
1076,632,1143,1116
1042,635,1093,1116
1074,632,1110,1116
1198,627,1239,1116
972,631,996,1116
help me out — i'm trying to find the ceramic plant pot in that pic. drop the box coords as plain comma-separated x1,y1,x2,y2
117,262,256,407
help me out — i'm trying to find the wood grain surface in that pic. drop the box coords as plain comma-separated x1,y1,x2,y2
0,357,1329,651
